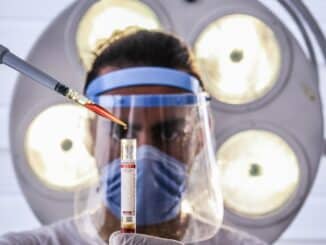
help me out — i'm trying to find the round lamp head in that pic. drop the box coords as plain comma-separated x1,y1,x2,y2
194,14,281,105
25,104,97,191
218,130,300,217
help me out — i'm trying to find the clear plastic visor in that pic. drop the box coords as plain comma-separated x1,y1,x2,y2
74,93,223,244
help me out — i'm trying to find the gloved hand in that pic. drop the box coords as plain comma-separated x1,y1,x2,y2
109,231,184,245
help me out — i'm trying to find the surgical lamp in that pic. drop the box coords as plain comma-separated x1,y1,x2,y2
7,0,325,243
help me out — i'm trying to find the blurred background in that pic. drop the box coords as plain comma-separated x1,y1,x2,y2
0,0,325,244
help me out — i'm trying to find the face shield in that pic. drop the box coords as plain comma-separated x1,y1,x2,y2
74,67,223,244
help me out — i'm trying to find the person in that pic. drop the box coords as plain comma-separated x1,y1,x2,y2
0,28,267,245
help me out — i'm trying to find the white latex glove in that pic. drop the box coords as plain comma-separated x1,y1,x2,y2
109,231,184,245
108,227,268,245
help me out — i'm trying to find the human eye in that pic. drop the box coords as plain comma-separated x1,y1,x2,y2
159,120,186,142
160,127,180,141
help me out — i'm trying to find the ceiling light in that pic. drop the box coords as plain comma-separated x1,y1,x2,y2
194,14,281,105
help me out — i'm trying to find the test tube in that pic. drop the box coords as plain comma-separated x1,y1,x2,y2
120,139,137,233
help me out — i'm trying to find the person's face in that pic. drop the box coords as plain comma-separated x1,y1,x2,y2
91,67,210,241
92,67,202,166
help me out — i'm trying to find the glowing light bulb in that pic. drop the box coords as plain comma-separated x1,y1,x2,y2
25,104,98,190
76,0,161,70
217,130,299,217
195,14,281,105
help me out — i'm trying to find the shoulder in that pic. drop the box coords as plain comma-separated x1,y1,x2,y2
202,225,268,245
0,218,88,245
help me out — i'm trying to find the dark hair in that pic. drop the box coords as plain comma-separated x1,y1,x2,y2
84,29,202,93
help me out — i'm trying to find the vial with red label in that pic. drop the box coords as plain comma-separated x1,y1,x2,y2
120,139,137,233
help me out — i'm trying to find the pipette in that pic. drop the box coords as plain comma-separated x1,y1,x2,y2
0,44,127,129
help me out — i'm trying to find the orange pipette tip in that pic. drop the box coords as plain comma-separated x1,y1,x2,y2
85,102,128,129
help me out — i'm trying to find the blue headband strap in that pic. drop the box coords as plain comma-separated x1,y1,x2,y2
85,67,201,101
97,93,208,107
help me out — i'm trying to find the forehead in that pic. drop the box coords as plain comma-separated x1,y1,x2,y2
103,86,193,125
99,106,195,129
104,85,187,95
99,76,195,125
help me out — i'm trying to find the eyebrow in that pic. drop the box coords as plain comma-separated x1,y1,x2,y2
151,118,187,132
124,118,187,131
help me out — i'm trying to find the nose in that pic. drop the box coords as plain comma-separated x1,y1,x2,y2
135,129,153,146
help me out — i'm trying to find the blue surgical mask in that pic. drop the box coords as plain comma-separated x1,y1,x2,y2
103,145,186,226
